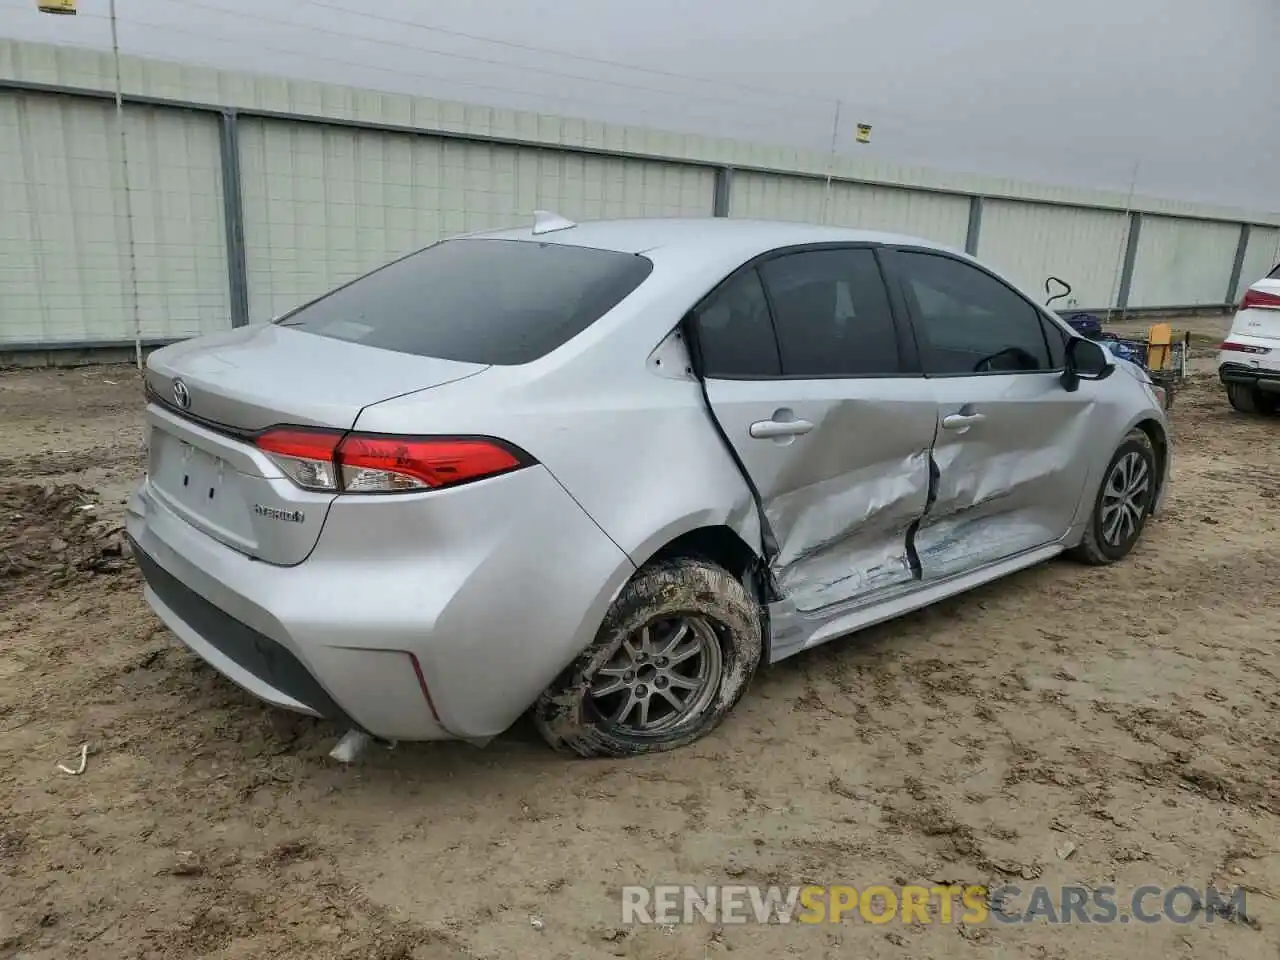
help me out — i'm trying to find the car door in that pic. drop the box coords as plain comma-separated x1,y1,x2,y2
882,247,1096,579
691,246,938,616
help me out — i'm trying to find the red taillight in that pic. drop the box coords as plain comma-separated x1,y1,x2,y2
255,427,342,491
338,435,525,492
254,428,530,493
1241,288,1280,311
1220,340,1272,355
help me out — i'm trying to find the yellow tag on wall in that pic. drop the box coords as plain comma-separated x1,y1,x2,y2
37,0,78,13
855,123,872,144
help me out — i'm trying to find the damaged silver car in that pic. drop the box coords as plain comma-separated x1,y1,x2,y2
127,214,1170,759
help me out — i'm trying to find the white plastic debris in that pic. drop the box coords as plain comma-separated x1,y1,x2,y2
529,916,545,931
56,743,89,775
329,729,372,762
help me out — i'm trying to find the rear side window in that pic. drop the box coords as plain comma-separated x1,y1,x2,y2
1269,262,1280,280
758,249,901,376
277,239,654,365
692,269,781,377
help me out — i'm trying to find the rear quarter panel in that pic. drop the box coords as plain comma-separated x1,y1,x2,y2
351,251,764,569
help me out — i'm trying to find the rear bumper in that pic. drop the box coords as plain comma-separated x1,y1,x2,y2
127,464,634,741
130,538,356,725
1219,362,1280,392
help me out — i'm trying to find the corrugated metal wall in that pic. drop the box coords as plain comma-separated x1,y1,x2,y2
0,91,229,345
729,172,970,247
1128,216,1241,308
1237,226,1280,298
3,48,1279,348
976,200,1130,308
239,118,714,323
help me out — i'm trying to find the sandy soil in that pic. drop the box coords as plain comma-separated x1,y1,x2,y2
4,313,1280,959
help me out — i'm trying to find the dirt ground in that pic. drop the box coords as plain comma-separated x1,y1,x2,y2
3,312,1280,960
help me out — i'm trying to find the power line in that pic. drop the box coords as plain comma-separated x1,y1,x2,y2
5,0,937,141
3,4,832,143
134,0,836,121
9,10,1141,184
5,0,958,146
251,0,847,112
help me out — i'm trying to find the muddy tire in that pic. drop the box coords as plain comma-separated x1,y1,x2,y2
1069,429,1157,566
1226,383,1279,416
532,558,762,758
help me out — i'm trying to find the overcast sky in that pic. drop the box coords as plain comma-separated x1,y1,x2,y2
3,0,1276,211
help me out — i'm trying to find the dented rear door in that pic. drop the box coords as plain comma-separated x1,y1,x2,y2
882,247,1094,578
692,246,936,615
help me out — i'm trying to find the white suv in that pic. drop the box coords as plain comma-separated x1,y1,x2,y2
1220,262,1280,415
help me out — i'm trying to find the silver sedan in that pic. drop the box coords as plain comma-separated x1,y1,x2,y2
126,215,1170,758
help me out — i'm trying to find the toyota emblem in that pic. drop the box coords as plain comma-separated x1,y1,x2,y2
172,378,191,410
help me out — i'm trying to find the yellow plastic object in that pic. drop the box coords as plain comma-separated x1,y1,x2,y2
1146,322,1173,371
36,0,77,12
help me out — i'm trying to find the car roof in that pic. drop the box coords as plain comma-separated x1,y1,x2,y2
469,216,963,263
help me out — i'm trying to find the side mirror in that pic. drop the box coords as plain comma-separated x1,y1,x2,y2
1061,337,1114,392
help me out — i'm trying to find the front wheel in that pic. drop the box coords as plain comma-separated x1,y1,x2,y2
1069,429,1157,566
532,558,762,758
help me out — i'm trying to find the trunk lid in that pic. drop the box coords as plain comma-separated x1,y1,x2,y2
143,325,487,564
144,324,487,431
1235,278,1280,340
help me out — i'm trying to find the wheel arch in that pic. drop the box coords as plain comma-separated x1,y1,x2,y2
634,522,773,661
1068,410,1170,536
1132,416,1170,515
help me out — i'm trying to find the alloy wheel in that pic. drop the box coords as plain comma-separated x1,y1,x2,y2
1100,451,1151,548
589,616,722,734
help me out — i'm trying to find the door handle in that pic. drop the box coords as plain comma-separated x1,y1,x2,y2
749,417,815,439
941,412,986,431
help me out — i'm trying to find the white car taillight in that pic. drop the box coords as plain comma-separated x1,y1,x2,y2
1220,341,1271,355
254,428,532,493
1241,288,1280,311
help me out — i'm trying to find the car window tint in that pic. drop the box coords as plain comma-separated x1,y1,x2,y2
758,249,901,376
277,239,653,365
694,268,781,377
898,252,1051,375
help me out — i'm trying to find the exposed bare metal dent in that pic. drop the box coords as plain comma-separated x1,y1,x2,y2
914,515,1060,579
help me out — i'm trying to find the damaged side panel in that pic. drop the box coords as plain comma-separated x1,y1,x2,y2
771,447,931,612
701,376,938,620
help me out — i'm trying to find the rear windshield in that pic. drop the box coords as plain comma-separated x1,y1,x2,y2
277,238,654,365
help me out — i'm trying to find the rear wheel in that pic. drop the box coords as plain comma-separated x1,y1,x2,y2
1069,429,1157,566
1226,383,1280,415
532,558,762,758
